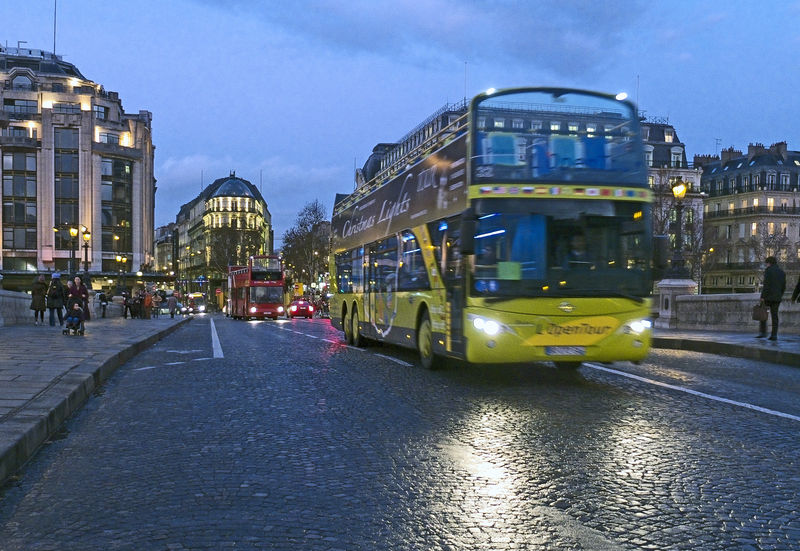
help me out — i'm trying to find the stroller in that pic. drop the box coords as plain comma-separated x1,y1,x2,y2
63,298,85,335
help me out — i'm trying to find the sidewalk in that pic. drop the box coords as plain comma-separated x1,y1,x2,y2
0,315,190,486
653,328,800,367
1,319,797,488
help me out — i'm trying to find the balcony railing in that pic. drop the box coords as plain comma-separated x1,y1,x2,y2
705,205,800,219
648,160,695,169
703,184,799,197
91,141,142,159
0,135,40,147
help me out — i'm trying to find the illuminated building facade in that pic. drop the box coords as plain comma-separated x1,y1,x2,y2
0,46,154,290
174,172,272,293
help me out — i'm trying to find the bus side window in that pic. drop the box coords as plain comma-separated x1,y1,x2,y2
428,218,461,286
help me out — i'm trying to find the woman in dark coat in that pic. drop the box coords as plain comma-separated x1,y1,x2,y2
30,274,48,325
46,274,66,326
68,276,91,321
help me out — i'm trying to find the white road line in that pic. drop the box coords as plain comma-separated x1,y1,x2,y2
210,317,224,358
373,353,413,367
134,366,157,371
192,357,213,361
585,362,800,422
164,361,185,366
323,339,339,344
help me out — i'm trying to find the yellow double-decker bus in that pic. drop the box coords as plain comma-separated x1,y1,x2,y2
330,87,653,369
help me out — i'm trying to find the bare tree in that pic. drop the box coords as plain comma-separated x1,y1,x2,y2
207,226,264,277
281,200,330,286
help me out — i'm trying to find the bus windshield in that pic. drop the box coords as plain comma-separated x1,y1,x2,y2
250,286,283,303
473,88,645,186
470,198,651,299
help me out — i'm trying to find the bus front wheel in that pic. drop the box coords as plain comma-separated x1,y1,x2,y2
343,310,354,345
417,311,441,370
351,309,364,347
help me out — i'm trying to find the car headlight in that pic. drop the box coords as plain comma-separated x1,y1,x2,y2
290,305,297,312
277,306,284,313
622,319,652,335
309,305,314,312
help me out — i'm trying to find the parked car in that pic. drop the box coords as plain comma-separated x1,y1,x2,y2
287,298,314,319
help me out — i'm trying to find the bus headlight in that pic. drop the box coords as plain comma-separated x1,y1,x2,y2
199,305,206,312
469,314,513,337
277,306,284,313
250,306,257,313
623,319,652,335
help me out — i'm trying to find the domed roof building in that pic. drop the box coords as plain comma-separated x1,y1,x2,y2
175,172,272,293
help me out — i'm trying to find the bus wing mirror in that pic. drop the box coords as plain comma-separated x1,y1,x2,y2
460,208,476,255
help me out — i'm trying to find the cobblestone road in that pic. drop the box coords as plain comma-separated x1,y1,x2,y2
1,315,798,550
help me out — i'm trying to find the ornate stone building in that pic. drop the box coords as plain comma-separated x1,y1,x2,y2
697,142,800,293
174,173,272,293
0,46,154,290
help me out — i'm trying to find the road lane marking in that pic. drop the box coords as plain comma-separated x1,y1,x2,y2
373,353,413,367
164,361,185,366
134,366,157,371
210,317,224,358
585,362,800,422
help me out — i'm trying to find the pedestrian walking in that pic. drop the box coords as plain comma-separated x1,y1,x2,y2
167,294,178,319
152,291,162,318
757,256,786,340
46,273,66,326
30,274,47,325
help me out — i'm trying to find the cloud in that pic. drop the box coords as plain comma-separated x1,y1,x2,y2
193,0,649,78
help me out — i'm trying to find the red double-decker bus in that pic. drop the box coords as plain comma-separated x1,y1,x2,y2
228,255,285,320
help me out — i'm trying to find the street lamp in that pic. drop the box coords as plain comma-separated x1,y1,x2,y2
666,177,691,279
69,226,79,275
116,254,128,290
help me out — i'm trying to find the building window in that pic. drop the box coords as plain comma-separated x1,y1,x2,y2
53,102,81,114
644,150,653,167
98,132,119,144
54,128,80,249
93,105,108,120
477,117,486,129
531,120,542,131
568,122,579,133
2,152,37,250
664,129,674,143
751,222,757,237
11,75,33,90
101,157,133,252
781,173,789,190
512,119,523,129
671,152,682,167
3,98,37,114
493,119,505,129
550,121,561,132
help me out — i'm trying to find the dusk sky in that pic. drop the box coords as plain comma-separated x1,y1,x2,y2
3,0,800,247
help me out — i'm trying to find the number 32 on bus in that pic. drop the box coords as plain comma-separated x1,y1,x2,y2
330,87,654,369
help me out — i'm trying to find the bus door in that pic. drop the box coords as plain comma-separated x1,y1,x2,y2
430,218,465,356
442,224,465,355
367,236,400,340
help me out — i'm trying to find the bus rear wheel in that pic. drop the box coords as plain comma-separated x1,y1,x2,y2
417,311,441,370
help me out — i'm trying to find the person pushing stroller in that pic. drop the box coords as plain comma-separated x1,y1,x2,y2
63,300,85,335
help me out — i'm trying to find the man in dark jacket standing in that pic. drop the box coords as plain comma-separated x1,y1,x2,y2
758,256,786,340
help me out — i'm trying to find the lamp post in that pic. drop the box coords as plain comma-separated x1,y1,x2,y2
666,177,691,279
81,230,91,272
69,226,79,276
116,254,128,291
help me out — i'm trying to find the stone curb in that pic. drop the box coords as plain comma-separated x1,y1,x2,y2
0,318,191,487
652,337,800,367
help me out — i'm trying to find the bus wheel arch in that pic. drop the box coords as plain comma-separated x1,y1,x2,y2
416,305,441,370
342,303,353,344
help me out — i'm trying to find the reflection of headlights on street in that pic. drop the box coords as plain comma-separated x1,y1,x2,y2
277,306,284,313
250,306,257,313
468,314,513,336
622,319,652,335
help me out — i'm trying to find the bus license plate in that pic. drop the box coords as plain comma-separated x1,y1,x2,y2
546,346,585,356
